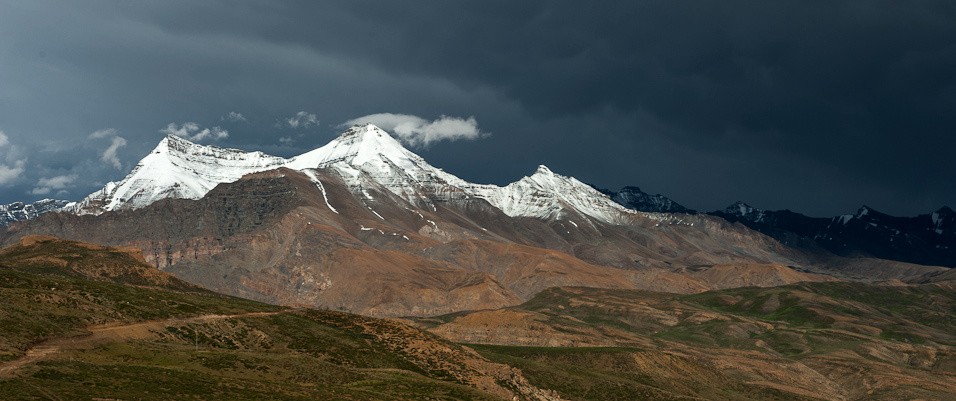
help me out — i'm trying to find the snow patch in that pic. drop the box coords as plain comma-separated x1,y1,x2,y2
302,169,338,214
367,206,385,220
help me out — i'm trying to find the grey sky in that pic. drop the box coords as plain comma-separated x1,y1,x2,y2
0,1,953,216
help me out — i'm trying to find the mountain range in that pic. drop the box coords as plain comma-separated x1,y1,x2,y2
712,202,956,267
7,126,951,270
1,199,71,226
584,186,956,268
0,124,951,316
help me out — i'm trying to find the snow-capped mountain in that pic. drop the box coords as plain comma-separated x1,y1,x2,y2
596,186,694,214
0,199,72,226
711,202,956,267
71,134,287,214
289,125,632,223
14,123,954,268
69,124,636,225
286,124,474,210
473,165,634,224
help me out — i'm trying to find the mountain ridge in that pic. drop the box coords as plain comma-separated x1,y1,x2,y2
711,201,956,267
60,124,637,226
2,124,952,269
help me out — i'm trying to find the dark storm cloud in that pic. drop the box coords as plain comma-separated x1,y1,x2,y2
0,1,953,216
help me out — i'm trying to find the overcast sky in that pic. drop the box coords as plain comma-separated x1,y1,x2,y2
1,1,954,216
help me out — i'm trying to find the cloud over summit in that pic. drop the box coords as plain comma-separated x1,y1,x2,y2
343,113,485,147
160,122,229,142
286,112,318,129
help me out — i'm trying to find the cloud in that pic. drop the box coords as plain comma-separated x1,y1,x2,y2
222,111,247,122
286,111,318,128
343,113,485,147
0,130,26,186
101,136,128,170
0,160,25,186
88,128,118,139
30,174,77,195
160,122,229,142
279,136,294,144
88,128,127,169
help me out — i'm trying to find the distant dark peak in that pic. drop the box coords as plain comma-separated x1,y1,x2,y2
600,184,693,214
855,205,890,219
937,206,954,214
723,201,757,215
619,186,644,193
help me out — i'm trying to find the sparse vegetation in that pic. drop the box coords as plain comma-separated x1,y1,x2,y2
429,285,956,400
0,238,529,400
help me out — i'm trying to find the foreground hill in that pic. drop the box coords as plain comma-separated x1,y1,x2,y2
0,237,557,400
419,284,956,400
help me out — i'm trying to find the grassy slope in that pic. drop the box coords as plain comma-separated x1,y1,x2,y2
0,238,517,400
429,284,956,400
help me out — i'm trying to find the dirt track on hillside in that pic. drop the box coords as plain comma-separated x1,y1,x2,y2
0,311,285,377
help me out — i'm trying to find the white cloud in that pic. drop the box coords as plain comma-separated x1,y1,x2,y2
0,160,25,186
88,128,127,169
342,113,485,147
287,111,318,128
0,130,25,186
31,174,77,195
101,136,127,170
279,136,294,144
222,111,247,122
160,122,229,142
88,128,118,139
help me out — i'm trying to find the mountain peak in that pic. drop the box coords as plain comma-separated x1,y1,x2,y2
533,165,554,175
159,133,201,150
339,123,392,140
287,123,415,171
71,133,286,214
619,185,644,193
606,186,694,214
724,201,763,219
856,205,878,217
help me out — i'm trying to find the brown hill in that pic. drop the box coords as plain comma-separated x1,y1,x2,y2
0,239,560,400
0,235,192,289
420,284,956,400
